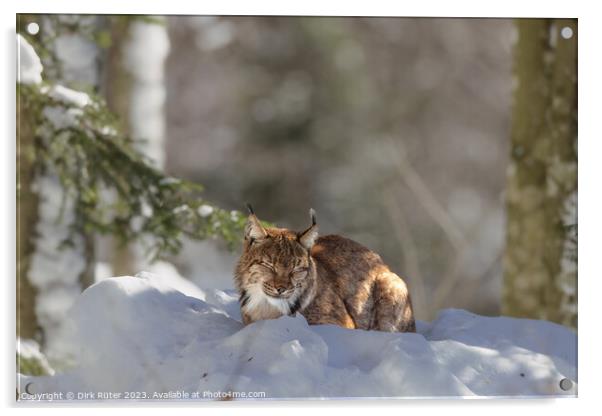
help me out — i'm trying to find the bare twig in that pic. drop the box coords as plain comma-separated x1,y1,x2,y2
454,248,504,308
382,191,429,320
384,136,469,253
431,248,470,310
431,216,499,311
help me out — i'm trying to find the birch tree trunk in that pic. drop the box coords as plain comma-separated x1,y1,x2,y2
503,19,577,328
101,17,170,275
99,17,135,276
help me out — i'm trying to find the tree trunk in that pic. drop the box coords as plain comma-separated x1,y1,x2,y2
22,16,101,364
503,19,577,328
16,98,40,340
99,17,136,276
100,17,170,275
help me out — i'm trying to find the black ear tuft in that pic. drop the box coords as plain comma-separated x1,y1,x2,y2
299,208,319,250
244,204,267,241
309,208,316,226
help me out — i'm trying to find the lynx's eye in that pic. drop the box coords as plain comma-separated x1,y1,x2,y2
292,267,308,276
259,262,275,272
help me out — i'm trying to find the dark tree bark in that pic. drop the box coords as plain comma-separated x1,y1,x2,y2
503,19,577,328
16,101,40,340
100,17,137,276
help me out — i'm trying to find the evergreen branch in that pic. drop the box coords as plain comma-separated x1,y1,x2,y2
19,82,247,260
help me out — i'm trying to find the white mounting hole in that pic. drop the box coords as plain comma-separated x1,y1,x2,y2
561,26,573,40
26,22,39,35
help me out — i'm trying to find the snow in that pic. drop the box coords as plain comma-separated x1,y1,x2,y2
198,204,214,217
17,34,43,85
40,86,91,131
135,262,208,302
17,338,55,376
19,270,577,401
48,85,91,108
27,175,87,365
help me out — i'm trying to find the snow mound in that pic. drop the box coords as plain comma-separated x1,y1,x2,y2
19,275,577,400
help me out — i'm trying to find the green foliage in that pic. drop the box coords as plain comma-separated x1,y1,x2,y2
129,15,166,26
17,15,251,261
17,352,51,376
19,82,247,259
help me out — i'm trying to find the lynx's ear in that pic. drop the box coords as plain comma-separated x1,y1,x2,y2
244,203,267,242
299,208,319,250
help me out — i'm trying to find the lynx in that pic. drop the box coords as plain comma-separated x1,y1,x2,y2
234,205,416,332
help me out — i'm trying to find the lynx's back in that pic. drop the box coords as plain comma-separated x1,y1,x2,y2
304,235,416,332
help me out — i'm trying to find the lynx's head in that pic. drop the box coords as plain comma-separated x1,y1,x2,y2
234,205,319,323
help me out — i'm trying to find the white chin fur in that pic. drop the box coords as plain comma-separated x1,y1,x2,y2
244,284,294,315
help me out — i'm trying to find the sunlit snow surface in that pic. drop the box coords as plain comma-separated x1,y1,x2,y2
19,274,577,401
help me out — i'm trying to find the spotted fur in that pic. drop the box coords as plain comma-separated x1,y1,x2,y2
234,208,416,332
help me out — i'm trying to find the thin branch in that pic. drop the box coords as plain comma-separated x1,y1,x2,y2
454,248,504,308
382,191,429,320
431,215,498,310
384,136,469,253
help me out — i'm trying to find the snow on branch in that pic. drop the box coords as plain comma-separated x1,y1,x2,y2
18,34,247,260
18,34,43,85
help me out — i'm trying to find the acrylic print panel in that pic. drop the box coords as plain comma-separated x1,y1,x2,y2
16,14,577,401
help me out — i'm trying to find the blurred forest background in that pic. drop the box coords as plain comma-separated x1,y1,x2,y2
17,15,577,370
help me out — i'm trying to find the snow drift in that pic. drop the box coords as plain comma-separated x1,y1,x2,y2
18,274,577,400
